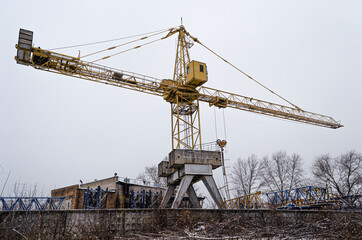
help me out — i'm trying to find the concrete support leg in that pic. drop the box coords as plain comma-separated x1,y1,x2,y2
171,175,194,209
160,184,176,208
186,185,201,208
202,176,224,209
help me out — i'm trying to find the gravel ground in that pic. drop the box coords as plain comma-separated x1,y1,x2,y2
130,212,361,239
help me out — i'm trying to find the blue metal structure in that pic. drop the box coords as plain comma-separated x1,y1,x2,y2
0,197,65,211
129,190,162,208
266,186,335,209
82,186,109,209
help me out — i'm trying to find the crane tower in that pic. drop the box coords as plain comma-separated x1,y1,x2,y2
15,26,342,208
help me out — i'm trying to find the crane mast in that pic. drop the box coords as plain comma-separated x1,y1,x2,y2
171,26,202,150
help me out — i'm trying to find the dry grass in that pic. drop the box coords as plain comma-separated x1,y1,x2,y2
1,210,361,239
135,210,362,239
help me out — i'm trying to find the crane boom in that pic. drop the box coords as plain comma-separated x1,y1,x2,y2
16,46,164,97
198,86,342,129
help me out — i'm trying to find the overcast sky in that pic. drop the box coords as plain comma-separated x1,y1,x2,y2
1,0,361,197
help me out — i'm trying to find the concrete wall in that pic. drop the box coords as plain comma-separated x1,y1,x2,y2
1,209,360,238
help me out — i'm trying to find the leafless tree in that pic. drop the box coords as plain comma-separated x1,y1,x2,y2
0,165,10,196
231,154,261,196
260,151,304,192
138,165,167,186
312,150,361,197
10,178,43,198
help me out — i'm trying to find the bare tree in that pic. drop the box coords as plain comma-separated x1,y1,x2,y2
0,165,10,196
312,150,361,197
339,151,362,196
260,151,304,192
288,153,304,189
138,165,166,186
231,154,261,196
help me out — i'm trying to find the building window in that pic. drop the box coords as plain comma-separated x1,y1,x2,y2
187,66,190,74
200,64,204,72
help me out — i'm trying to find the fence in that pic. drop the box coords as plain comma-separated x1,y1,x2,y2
0,197,65,211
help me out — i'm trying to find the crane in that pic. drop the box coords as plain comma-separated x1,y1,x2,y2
15,26,342,208
15,26,342,150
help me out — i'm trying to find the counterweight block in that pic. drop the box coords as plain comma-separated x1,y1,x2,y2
16,29,33,65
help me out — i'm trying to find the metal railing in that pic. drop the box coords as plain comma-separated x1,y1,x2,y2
265,186,336,209
0,197,65,211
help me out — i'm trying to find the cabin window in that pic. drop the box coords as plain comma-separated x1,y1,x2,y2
200,64,204,72
187,66,190,74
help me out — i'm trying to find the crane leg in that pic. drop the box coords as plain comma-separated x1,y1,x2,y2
202,176,224,209
171,175,194,209
186,185,201,208
160,184,176,208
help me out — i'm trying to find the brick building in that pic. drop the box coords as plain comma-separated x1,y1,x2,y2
51,176,166,209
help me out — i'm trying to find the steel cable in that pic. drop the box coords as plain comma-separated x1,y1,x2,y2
91,37,165,63
195,40,303,111
48,26,178,51
81,29,171,59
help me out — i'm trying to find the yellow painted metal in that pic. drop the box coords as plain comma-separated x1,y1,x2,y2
198,86,343,129
15,42,342,130
170,26,203,150
216,139,227,148
15,45,165,97
185,60,207,88
15,26,343,153
224,191,265,209
170,97,201,149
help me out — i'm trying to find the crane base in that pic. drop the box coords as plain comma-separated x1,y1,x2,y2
159,163,224,209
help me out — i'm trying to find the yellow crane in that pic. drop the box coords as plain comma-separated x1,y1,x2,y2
15,26,342,152
15,26,343,208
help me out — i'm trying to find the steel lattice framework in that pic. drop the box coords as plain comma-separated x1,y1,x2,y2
265,186,337,209
15,27,342,152
224,191,265,209
0,197,65,211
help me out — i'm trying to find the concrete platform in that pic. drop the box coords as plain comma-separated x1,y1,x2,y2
168,149,221,169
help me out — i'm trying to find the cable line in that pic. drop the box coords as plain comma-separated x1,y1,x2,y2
194,40,303,111
91,37,166,63
214,106,218,140
81,29,170,59
48,26,178,51
223,108,227,141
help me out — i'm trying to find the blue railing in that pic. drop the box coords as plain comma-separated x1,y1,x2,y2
265,186,334,209
0,197,65,211
129,190,162,208
82,186,108,209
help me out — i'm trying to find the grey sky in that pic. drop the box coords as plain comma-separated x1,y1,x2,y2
1,0,361,196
